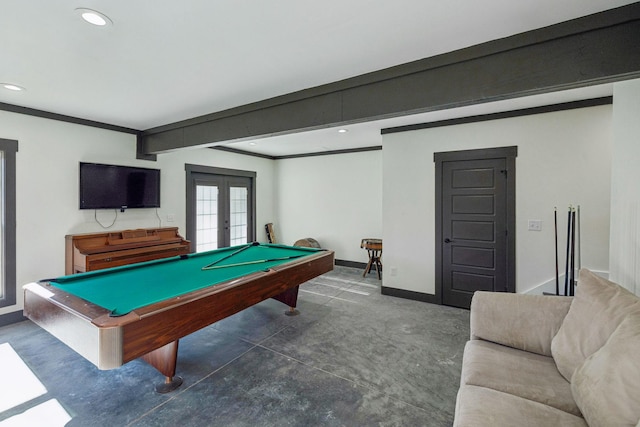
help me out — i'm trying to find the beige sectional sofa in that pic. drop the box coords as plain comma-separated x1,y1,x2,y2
453,269,640,427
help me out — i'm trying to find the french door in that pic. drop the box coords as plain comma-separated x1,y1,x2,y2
186,165,255,252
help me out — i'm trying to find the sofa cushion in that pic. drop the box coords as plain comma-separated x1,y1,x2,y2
460,340,580,416
571,313,640,427
454,385,587,427
551,269,640,381
470,291,572,356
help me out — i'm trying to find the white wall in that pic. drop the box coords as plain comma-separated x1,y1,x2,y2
610,78,640,295
2,96,633,319
0,110,275,317
382,105,613,295
274,150,382,263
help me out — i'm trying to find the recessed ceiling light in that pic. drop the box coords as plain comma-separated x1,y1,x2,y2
1,83,25,91
338,129,348,133
75,8,112,26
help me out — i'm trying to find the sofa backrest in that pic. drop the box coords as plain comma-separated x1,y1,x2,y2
571,312,640,427
470,291,572,356
551,268,640,382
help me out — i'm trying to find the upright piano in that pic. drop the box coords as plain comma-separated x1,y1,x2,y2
65,227,190,274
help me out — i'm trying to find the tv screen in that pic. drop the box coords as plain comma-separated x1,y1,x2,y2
79,162,160,210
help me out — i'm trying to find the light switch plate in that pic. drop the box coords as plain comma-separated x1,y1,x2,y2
528,220,542,231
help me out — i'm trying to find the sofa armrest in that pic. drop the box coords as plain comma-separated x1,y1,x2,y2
470,291,573,357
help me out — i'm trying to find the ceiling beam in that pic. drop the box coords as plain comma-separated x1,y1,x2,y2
141,3,640,155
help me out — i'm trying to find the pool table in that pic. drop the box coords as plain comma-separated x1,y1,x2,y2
23,243,334,392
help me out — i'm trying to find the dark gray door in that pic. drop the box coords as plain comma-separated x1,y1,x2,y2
435,147,516,309
191,174,252,251
185,165,256,253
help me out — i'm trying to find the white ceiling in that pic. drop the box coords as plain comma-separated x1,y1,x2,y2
0,1,633,156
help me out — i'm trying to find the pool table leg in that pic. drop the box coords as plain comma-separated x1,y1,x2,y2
285,306,300,316
273,286,300,316
141,340,184,393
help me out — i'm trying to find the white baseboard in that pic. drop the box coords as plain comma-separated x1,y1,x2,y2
523,269,609,295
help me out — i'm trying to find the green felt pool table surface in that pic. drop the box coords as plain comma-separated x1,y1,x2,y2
49,243,325,316
24,242,334,391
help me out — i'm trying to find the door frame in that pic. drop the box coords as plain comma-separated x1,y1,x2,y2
185,164,257,250
434,146,517,305
0,138,17,310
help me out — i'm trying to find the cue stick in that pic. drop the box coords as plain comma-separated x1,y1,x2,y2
577,205,581,273
570,208,576,296
201,255,305,270
554,207,559,296
201,242,258,270
564,206,572,296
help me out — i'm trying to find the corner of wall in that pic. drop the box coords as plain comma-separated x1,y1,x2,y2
610,78,640,296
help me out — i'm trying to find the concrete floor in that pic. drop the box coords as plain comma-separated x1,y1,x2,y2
0,267,470,426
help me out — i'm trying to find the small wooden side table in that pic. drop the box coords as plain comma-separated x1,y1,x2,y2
361,238,382,279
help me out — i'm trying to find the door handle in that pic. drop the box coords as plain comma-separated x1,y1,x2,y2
444,238,454,243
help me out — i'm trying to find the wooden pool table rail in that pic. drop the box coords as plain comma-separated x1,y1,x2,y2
24,248,334,391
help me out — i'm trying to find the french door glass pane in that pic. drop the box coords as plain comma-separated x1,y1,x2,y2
196,184,218,252
229,186,248,246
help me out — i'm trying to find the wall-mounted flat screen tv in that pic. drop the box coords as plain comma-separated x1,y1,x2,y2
79,162,161,210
